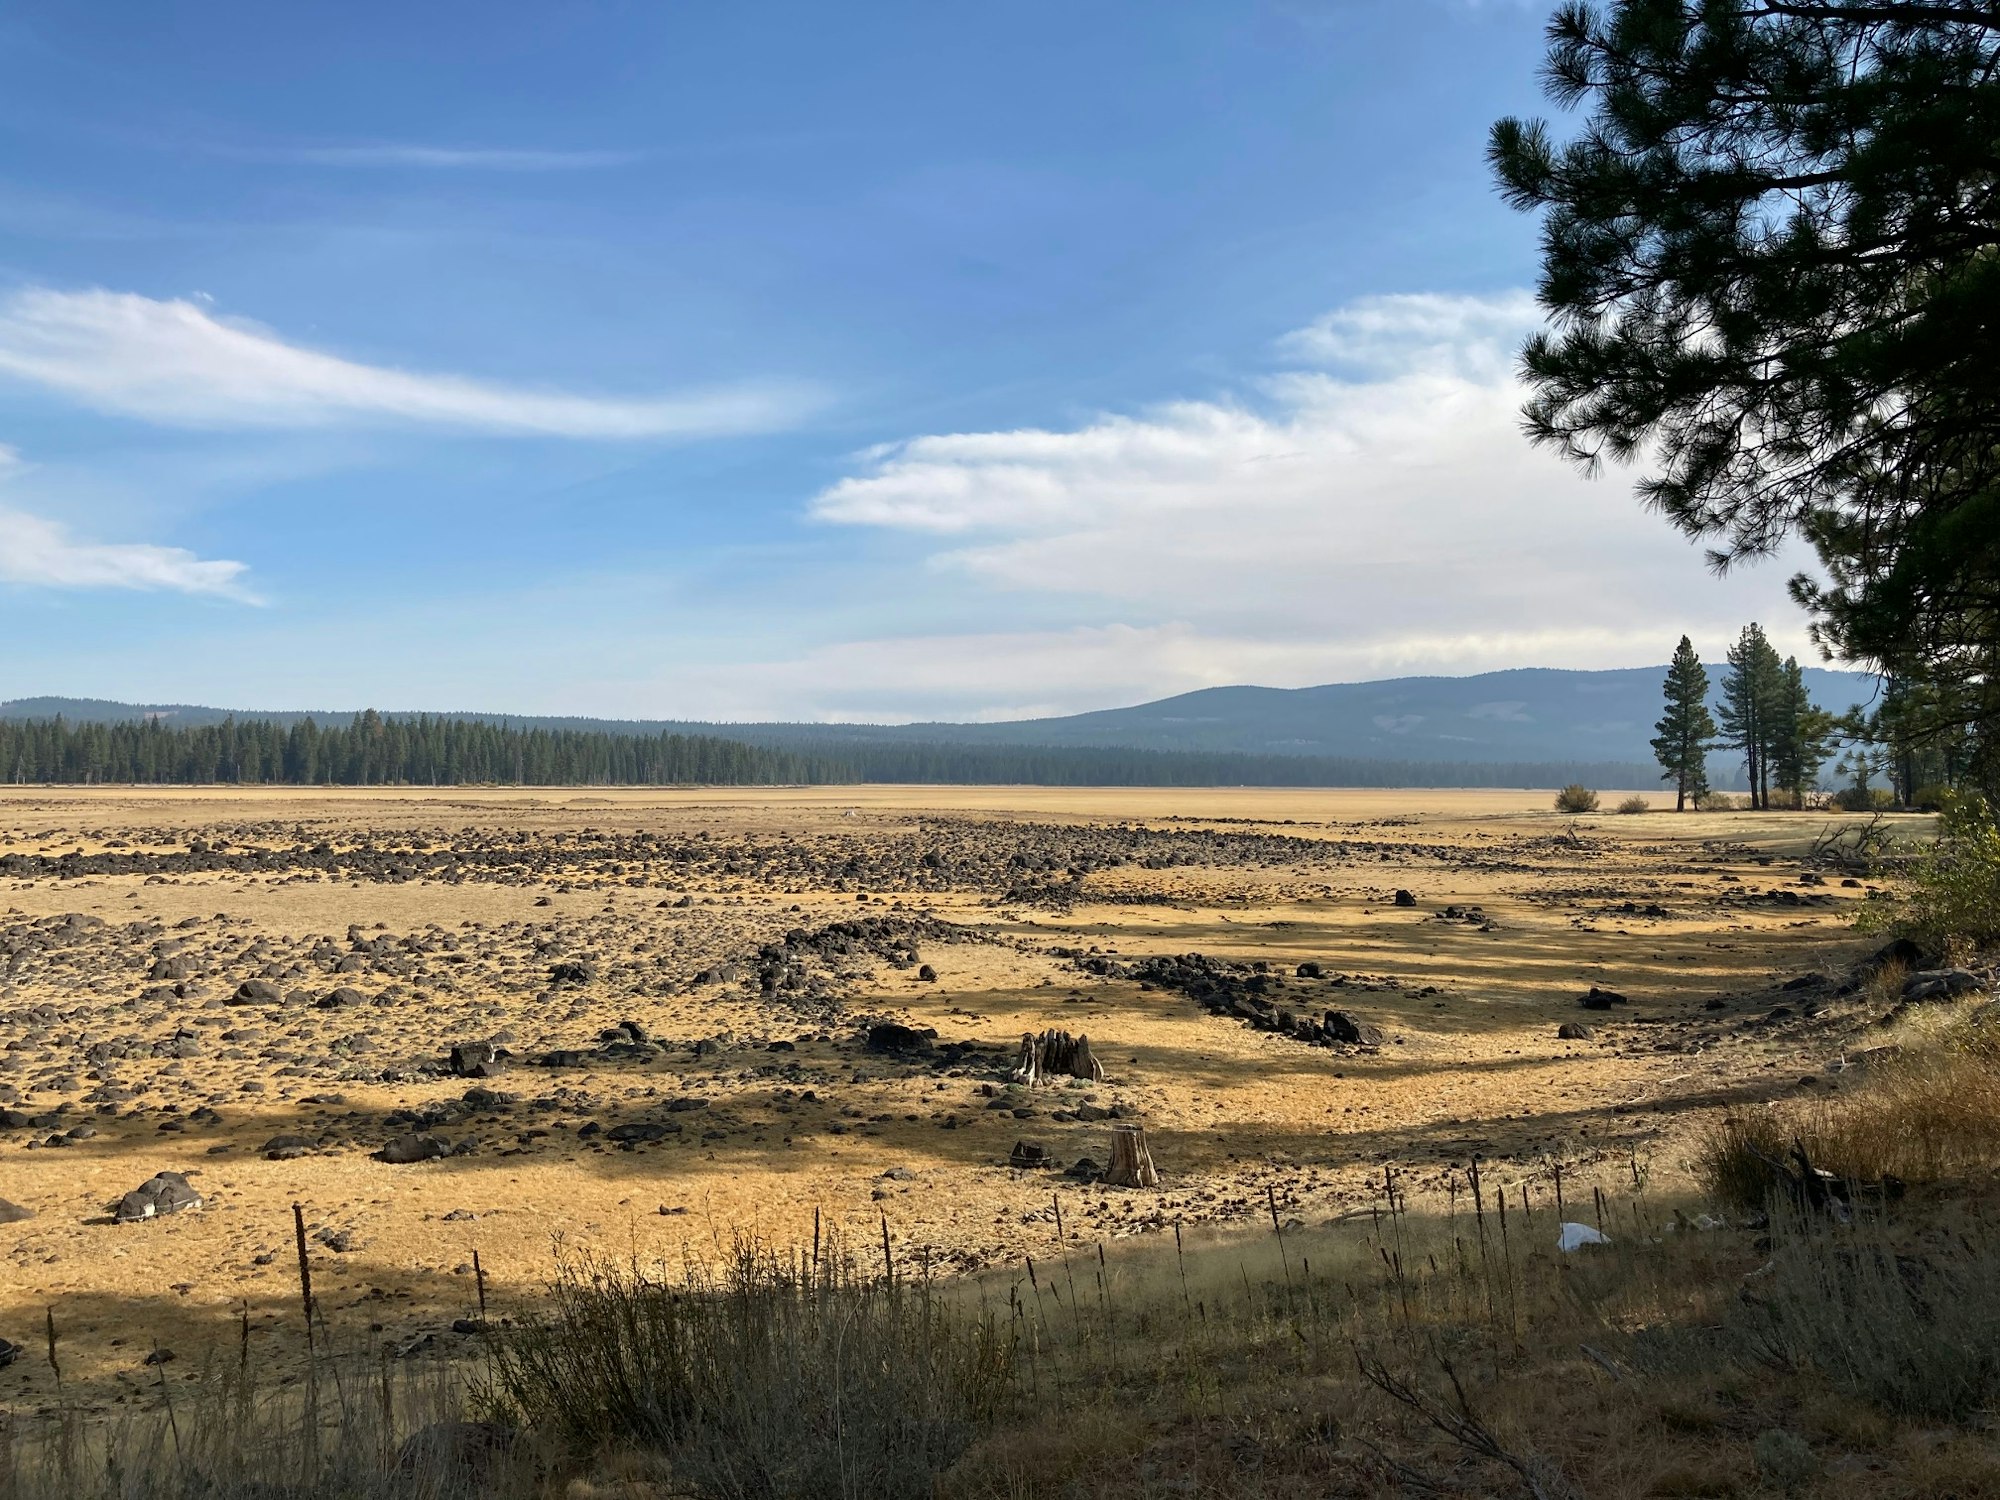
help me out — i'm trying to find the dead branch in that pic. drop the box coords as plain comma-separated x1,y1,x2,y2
1355,1346,1585,1500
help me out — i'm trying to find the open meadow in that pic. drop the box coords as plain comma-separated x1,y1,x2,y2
0,785,1918,1425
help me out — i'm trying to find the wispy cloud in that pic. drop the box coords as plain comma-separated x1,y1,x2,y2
0,449,251,597
0,288,815,437
235,142,644,171
0,507,252,596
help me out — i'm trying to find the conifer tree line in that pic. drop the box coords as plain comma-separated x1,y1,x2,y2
0,712,836,787
1652,627,1836,810
0,710,1657,790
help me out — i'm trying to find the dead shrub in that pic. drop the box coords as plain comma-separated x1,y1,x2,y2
1554,784,1599,813
483,1239,1011,1500
1738,1205,2000,1420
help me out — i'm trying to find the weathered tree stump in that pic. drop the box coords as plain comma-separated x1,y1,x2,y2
1103,1123,1158,1188
1011,1029,1105,1086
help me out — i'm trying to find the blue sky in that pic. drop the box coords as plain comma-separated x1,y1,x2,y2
0,1,1813,721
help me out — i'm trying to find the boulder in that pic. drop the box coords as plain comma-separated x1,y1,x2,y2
318,986,368,1010
231,979,284,1006
1392,890,1417,908
1322,1011,1384,1046
1902,969,1985,1003
376,1133,449,1165
865,1021,936,1055
115,1172,203,1222
263,1134,315,1161
1556,1021,1595,1041
0,1199,34,1224
448,1041,507,1078
1009,1141,1051,1169
1578,986,1630,1010
606,1121,675,1144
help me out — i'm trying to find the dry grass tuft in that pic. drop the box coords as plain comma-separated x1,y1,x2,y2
1696,1000,2000,1206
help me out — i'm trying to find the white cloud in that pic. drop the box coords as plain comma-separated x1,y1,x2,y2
798,288,1813,716
0,288,813,437
0,443,253,598
1273,290,1542,375
0,508,252,597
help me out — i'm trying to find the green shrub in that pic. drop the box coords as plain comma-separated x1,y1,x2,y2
1832,785,1898,812
1554,784,1599,813
1616,794,1651,814
1871,793,2000,951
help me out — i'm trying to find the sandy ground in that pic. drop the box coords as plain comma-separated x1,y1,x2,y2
0,785,1914,1410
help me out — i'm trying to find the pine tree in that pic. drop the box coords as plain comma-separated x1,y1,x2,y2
1718,625,1784,809
1490,2,2000,797
1650,636,1715,811
1769,657,1835,808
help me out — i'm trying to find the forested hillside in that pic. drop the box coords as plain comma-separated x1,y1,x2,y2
0,712,1652,788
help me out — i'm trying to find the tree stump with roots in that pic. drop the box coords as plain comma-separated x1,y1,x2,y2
1104,1123,1158,1188
1011,1029,1105,1086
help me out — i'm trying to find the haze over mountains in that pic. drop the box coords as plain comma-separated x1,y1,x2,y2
2,665,1879,784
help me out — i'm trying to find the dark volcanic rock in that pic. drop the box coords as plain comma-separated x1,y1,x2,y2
449,1041,508,1078
376,1133,449,1164
866,1021,936,1055
1322,1011,1383,1046
115,1171,203,1222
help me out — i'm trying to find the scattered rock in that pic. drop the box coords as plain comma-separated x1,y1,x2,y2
376,1134,449,1165
263,1134,315,1161
115,1172,203,1222
448,1041,508,1078
1556,1021,1595,1041
1322,1010,1383,1046
1901,968,1985,1003
866,1021,936,1055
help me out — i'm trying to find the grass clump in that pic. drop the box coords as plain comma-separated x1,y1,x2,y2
1554,783,1599,813
482,1238,1010,1500
1694,789,1742,810
1695,1005,2000,1208
1616,794,1651,814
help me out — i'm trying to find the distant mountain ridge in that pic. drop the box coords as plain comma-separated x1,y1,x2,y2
0,664,1880,778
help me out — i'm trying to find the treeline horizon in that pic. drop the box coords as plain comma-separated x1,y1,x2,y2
0,711,1661,790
